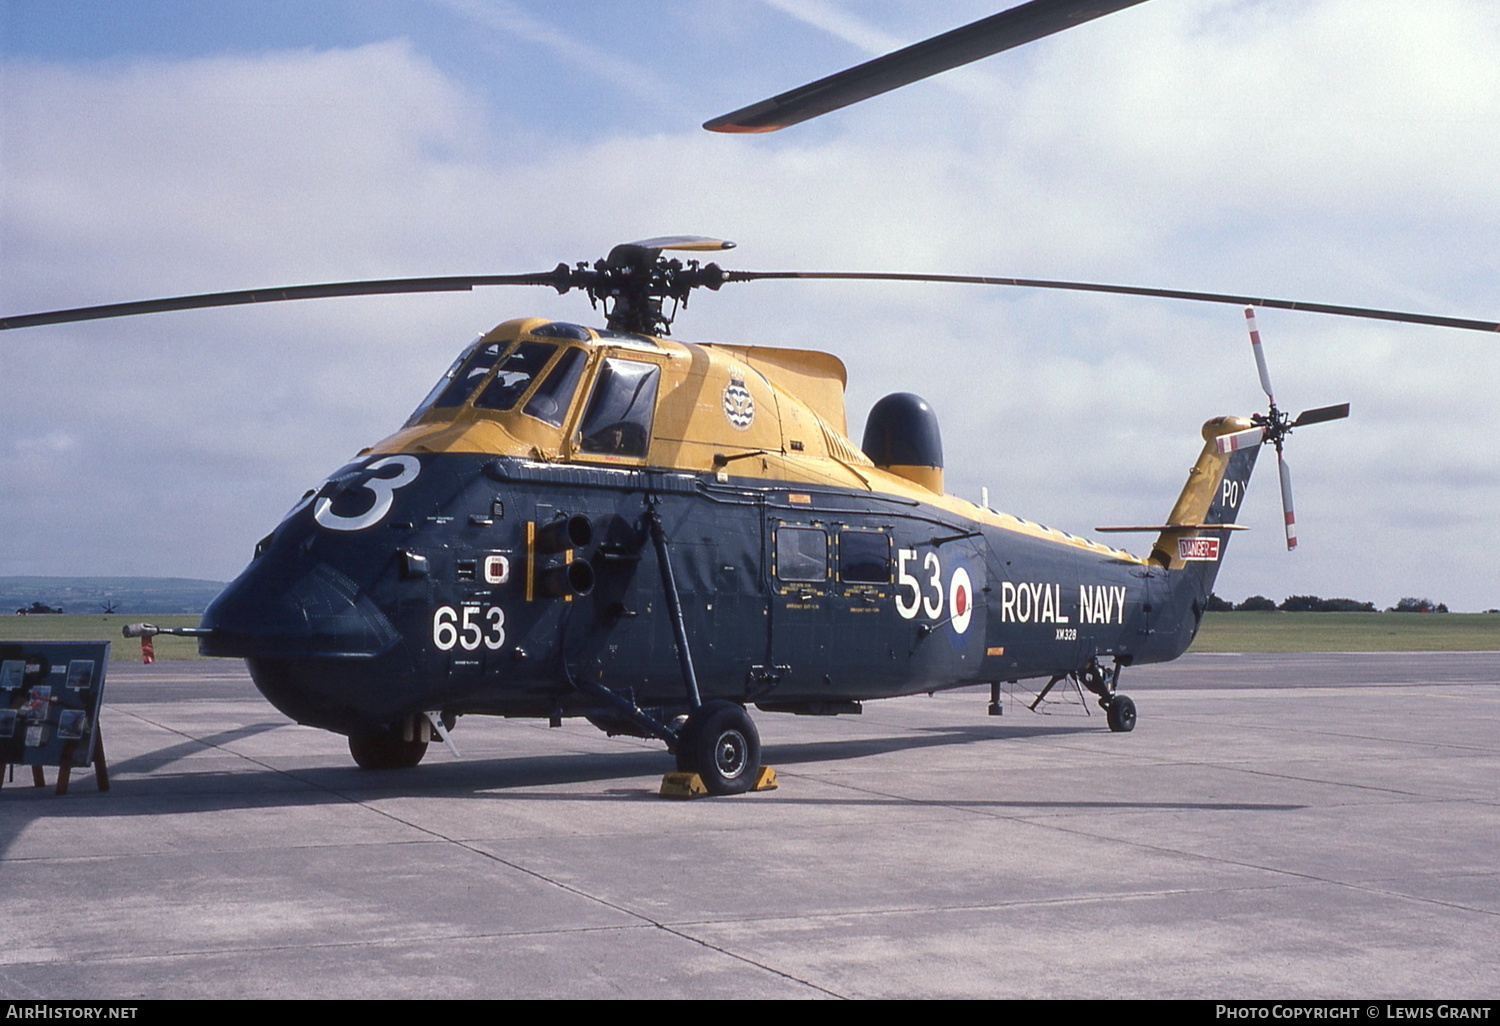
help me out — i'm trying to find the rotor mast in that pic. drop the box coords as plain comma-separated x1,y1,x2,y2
558,239,733,336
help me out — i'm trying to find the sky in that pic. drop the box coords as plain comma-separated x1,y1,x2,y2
2,0,1498,611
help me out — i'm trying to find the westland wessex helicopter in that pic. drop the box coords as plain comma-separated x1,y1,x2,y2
5,1,1497,794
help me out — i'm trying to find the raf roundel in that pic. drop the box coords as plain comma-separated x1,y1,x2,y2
722,376,754,430
949,566,973,635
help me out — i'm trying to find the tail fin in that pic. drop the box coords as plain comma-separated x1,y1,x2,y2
1148,416,1261,579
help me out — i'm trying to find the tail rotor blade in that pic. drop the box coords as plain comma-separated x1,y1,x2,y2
1292,402,1350,428
1215,425,1266,454
1278,453,1297,551
1246,307,1276,405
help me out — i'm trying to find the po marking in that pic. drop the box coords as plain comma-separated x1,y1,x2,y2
1222,477,1244,509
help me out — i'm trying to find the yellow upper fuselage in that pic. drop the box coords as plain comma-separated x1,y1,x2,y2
370,317,1148,566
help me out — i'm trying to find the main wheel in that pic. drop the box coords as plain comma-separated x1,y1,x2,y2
675,700,760,795
348,730,428,770
1105,694,1137,733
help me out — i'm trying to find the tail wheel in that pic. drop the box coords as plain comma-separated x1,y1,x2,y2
676,700,760,795
1105,694,1137,733
348,730,428,770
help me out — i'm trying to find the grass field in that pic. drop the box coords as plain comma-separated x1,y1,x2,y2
1191,611,1500,652
0,615,207,661
4,611,1499,660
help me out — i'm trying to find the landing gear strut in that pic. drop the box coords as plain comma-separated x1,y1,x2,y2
1078,660,1136,733
1031,659,1136,733
647,496,766,795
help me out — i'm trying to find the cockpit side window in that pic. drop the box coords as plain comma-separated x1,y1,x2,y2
405,338,483,425
522,346,587,427
433,341,506,409
473,341,556,412
577,358,660,458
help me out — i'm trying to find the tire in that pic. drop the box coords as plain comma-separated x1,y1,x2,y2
676,700,760,795
1106,694,1137,733
348,730,428,770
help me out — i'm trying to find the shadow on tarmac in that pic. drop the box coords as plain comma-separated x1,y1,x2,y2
0,716,1303,831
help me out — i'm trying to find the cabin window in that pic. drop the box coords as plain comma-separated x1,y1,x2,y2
577,358,660,458
839,530,890,584
473,342,556,411
776,526,827,583
522,346,587,426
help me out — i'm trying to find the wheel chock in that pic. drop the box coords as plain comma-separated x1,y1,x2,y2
658,766,779,798
659,772,708,798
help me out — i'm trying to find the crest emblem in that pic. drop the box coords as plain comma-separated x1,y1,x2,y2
722,376,754,430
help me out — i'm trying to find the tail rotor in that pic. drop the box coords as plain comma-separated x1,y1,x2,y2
1215,307,1349,550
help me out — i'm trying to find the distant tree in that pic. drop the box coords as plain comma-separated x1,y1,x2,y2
1236,595,1277,612
1278,594,1322,612
1389,597,1448,613
1316,598,1377,613
1205,593,1234,612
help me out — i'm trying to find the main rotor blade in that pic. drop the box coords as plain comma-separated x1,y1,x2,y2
726,270,1500,334
0,272,565,331
623,236,736,253
704,0,1149,133
1292,403,1351,428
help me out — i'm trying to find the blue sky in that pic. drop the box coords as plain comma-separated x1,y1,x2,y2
4,0,1500,610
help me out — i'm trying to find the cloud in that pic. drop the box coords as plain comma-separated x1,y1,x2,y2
427,0,681,109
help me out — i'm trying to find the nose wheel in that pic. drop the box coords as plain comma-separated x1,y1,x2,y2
674,700,761,795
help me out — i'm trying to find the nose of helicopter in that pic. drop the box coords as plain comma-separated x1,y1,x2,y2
199,556,401,660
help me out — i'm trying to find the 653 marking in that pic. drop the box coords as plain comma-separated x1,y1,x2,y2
432,604,506,652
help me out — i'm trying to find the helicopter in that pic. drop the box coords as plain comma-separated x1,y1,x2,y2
8,231,1500,793
4,1,1497,794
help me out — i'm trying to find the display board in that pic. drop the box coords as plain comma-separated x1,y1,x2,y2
0,641,109,771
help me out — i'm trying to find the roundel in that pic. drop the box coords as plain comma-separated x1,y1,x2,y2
722,376,754,430
948,566,973,635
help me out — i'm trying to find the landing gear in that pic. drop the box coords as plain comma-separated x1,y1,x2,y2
1104,693,1137,733
1067,658,1137,733
348,730,428,770
675,700,761,796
